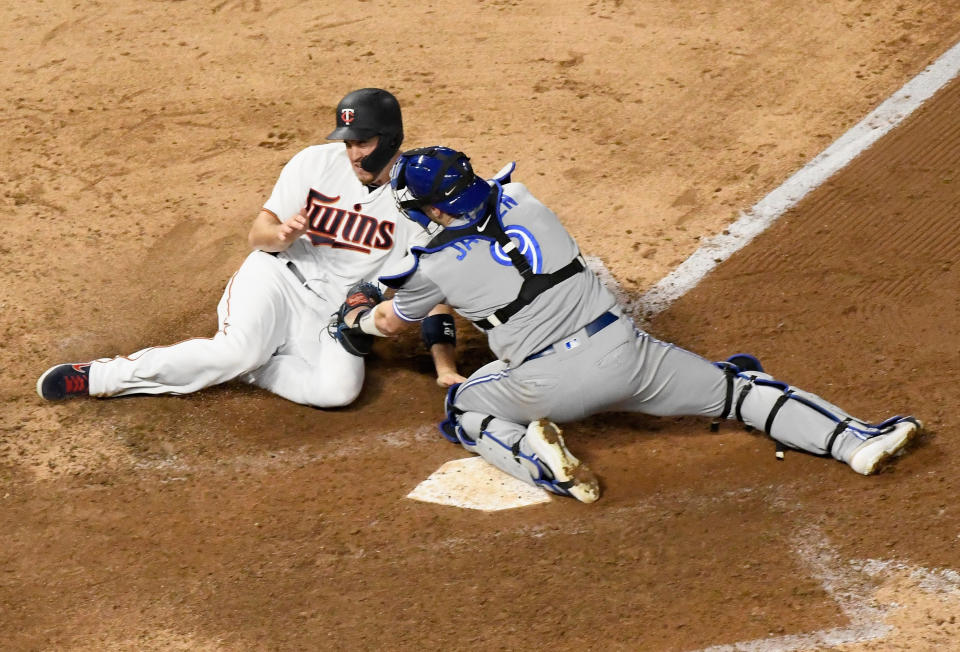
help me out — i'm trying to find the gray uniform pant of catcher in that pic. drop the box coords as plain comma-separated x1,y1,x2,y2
447,309,887,490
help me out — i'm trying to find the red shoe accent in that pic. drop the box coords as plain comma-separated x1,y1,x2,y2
65,373,88,394
37,362,92,400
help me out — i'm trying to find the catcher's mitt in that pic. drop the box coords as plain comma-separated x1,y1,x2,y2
329,281,383,356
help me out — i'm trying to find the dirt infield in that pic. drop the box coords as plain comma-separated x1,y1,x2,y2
3,1,960,650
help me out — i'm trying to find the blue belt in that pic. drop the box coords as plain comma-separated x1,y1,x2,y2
522,311,619,363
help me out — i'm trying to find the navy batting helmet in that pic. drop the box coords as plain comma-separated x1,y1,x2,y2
326,88,403,174
389,147,492,229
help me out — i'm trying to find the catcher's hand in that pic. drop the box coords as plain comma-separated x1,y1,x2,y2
329,281,383,356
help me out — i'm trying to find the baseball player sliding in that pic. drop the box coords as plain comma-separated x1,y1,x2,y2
37,89,463,406
333,146,922,503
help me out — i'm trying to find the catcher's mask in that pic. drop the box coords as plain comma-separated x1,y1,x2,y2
326,88,404,175
389,146,492,229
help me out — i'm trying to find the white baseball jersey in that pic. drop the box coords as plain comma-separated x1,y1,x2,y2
265,143,419,303
87,143,418,407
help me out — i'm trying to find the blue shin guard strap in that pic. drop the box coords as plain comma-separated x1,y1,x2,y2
872,415,905,429
710,363,737,432
764,390,795,459
479,415,494,437
443,383,463,419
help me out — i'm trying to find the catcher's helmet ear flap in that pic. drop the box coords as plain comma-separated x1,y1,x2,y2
326,88,404,174
390,156,433,230
389,146,491,228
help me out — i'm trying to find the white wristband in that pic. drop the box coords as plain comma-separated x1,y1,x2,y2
358,308,387,337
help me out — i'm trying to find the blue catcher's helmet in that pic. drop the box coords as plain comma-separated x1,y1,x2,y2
390,146,492,229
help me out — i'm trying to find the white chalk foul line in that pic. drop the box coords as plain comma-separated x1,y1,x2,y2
698,524,960,652
700,525,889,652
639,39,960,318
638,44,960,649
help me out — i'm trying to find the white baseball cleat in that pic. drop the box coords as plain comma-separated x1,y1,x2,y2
848,417,921,475
525,419,600,503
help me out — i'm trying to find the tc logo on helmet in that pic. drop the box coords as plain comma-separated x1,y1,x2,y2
340,108,355,125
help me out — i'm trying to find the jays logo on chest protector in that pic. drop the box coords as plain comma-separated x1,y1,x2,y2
449,227,542,274
490,225,542,272
449,192,542,271
304,189,395,254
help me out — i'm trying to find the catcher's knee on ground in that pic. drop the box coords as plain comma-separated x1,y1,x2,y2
453,411,553,486
447,410,599,501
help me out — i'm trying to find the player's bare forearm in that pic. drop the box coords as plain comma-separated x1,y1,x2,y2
345,299,408,337
430,342,465,387
248,208,309,252
345,301,464,385
424,304,464,387
372,300,408,336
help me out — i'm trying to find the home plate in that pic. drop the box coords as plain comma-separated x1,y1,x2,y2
407,456,551,510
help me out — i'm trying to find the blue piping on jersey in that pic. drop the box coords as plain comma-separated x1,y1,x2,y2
391,299,419,323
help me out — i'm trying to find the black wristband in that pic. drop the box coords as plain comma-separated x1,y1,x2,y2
421,313,456,349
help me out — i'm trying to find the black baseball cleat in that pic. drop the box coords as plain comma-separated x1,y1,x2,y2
36,363,92,400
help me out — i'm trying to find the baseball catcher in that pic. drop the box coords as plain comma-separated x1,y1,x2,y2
338,145,922,503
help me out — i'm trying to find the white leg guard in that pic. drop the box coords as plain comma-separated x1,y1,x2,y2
455,411,544,486
728,370,915,467
453,412,599,501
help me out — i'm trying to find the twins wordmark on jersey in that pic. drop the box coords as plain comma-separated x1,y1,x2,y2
305,188,395,254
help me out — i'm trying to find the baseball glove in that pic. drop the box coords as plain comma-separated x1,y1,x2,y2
329,281,383,356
